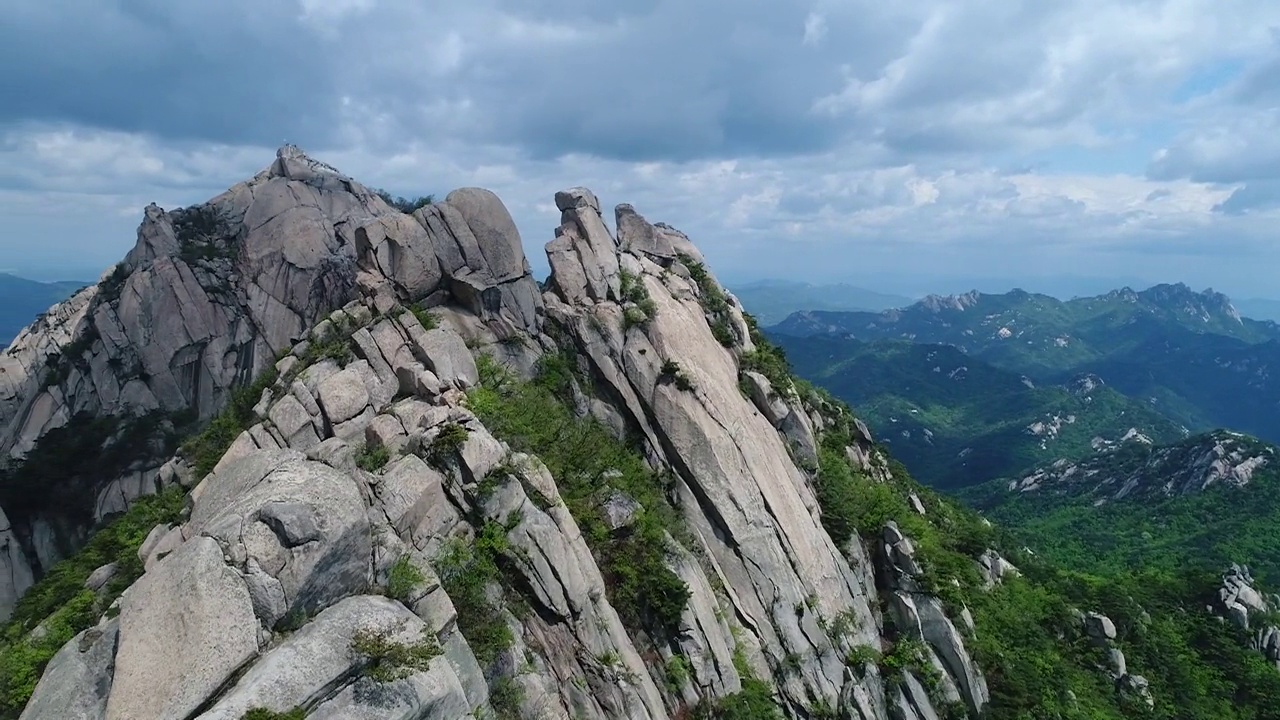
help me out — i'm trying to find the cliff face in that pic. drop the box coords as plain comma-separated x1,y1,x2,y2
9,150,991,720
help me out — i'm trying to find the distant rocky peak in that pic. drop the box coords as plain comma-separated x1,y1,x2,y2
1138,282,1242,323
918,289,982,313
1069,373,1105,395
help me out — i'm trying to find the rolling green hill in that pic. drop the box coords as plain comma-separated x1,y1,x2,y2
959,431,1280,585
778,333,1187,490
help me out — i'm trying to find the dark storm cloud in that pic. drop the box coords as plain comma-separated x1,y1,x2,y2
0,0,345,147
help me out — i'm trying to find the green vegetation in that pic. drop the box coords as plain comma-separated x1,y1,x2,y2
691,644,781,719
778,334,1187,490
659,359,695,392
740,315,793,395
303,321,355,368
355,444,391,473
468,353,690,640
664,654,692,693
374,189,435,214
0,486,186,716
180,365,280,478
351,623,442,683
962,433,1280,586
619,270,657,329
435,523,516,666
173,204,237,265
425,422,469,469
769,284,1280,447
407,303,438,330
241,708,307,720
773,331,1280,718
678,253,736,347
97,264,129,305
963,558,1280,719
385,555,425,602
0,410,183,527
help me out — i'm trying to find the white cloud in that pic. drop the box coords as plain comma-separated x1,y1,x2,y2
803,13,828,46
2,0,1280,298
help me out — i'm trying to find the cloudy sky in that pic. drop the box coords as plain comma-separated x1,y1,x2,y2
3,0,1280,299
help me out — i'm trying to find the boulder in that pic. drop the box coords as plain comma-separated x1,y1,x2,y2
20,620,119,720
106,536,259,720
193,595,470,720
188,452,372,624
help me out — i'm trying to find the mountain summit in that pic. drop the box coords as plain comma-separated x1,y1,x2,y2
5,149,1280,720
1,148,1010,720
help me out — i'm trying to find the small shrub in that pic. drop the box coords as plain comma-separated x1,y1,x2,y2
241,708,307,720
435,523,515,665
879,637,931,687
274,608,310,634
845,644,881,672
659,359,695,391
355,444,390,473
619,271,659,330
711,319,735,347
98,263,129,304
666,654,692,692
374,189,435,214
351,623,442,683
691,677,781,720
623,306,649,330
677,253,737,348
386,555,425,602
408,304,438,330
305,329,353,367
488,676,525,719
426,423,469,468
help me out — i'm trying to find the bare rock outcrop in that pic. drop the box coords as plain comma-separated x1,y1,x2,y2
13,154,995,720
0,147,545,620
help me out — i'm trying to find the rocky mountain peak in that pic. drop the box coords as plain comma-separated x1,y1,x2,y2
917,290,982,313
0,147,544,607
3,149,1003,720
1137,282,1242,324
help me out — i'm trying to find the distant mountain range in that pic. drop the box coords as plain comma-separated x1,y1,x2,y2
727,279,914,325
770,283,1280,449
779,333,1188,490
0,274,89,345
768,280,1280,486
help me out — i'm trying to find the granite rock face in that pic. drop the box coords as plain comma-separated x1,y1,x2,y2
0,147,543,620
14,152,993,720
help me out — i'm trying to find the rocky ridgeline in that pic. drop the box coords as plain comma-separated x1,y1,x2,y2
0,146,545,620
1010,430,1273,502
6,149,1010,720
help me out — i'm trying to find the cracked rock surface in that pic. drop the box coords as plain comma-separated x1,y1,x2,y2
13,149,991,720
